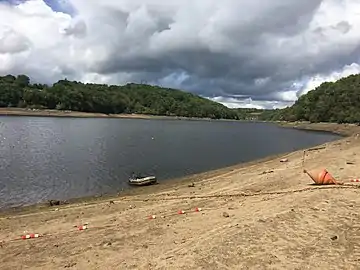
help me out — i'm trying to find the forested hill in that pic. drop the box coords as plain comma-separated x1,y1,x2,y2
0,74,238,119
4,73,359,123
256,74,360,124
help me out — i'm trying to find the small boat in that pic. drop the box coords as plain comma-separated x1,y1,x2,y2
128,173,157,186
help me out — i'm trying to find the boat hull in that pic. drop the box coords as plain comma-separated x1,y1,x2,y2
128,176,157,186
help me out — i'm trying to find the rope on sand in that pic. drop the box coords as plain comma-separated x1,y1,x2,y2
121,184,360,202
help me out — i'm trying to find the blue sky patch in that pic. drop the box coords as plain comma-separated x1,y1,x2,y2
1,0,76,15
43,0,76,15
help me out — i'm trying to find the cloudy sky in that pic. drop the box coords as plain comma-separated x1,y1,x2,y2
0,0,360,109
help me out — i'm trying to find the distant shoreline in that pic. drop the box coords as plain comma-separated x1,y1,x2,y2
2,108,359,136
0,108,238,122
275,121,360,137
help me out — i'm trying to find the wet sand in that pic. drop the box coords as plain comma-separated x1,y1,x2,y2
1,123,360,269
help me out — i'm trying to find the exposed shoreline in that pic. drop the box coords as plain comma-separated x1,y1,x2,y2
0,107,234,122
1,107,358,133
276,121,359,136
1,122,360,269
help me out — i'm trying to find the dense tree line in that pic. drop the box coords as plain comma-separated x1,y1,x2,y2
4,73,358,123
0,74,239,120
254,74,360,124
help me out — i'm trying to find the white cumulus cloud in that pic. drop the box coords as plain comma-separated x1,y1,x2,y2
0,0,360,109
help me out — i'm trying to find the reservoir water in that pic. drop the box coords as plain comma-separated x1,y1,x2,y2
0,116,341,209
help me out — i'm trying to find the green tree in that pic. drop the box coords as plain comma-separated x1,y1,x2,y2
0,74,240,120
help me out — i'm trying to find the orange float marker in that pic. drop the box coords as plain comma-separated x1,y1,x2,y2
78,225,88,230
21,233,41,240
303,168,340,185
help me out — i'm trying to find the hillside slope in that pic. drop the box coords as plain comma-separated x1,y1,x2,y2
0,74,238,120
258,74,360,123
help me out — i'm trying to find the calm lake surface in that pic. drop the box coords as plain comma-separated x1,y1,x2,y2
0,116,341,209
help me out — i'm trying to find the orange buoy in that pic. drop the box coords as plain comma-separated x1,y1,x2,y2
303,168,340,185
78,225,88,230
21,233,40,240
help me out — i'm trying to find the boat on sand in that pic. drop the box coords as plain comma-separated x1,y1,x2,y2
128,172,157,186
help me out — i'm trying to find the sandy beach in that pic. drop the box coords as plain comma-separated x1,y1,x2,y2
1,123,360,269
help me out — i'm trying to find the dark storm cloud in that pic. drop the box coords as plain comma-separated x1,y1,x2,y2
2,0,360,108
82,0,336,100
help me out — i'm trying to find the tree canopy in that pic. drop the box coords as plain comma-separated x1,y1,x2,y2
0,74,239,120
3,73,358,123
251,74,360,123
